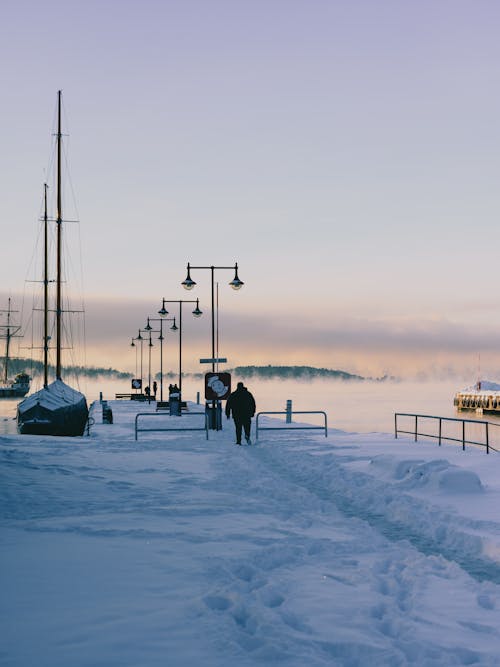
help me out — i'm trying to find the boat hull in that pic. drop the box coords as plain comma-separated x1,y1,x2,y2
17,379,88,436
454,391,500,414
0,386,30,398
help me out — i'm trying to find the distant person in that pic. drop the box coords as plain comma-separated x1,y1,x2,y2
144,385,151,402
225,382,256,445
153,380,158,398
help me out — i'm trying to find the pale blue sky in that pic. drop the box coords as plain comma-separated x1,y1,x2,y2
2,0,500,377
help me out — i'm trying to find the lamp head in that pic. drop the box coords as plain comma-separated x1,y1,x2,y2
192,299,202,317
182,263,196,290
137,331,143,340
158,299,168,316
229,263,244,290
131,339,135,347
170,318,179,332
144,318,152,331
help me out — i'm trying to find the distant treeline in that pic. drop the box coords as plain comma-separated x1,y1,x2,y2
2,357,132,380
229,365,366,381
4,358,390,383
157,365,383,381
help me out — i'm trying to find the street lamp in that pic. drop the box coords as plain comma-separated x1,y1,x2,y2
158,298,203,394
181,262,243,430
144,315,176,402
130,329,144,393
181,263,243,372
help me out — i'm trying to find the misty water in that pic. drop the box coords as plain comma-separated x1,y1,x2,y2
3,376,500,451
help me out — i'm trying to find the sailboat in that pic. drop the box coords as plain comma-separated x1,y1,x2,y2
17,91,88,436
0,298,30,398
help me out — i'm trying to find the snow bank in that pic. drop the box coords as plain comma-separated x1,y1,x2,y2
1,400,500,666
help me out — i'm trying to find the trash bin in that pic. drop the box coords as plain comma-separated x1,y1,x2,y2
205,402,222,430
169,392,181,416
102,401,113,424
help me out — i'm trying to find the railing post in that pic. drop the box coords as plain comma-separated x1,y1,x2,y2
486,422,490,454
438,417,442,446
286,400,292,424
415,415,418,442
462,420,465,450
395,413,398,439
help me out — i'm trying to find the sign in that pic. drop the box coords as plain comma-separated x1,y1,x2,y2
205,372,231,400
200,358,227,364
131,378,142,390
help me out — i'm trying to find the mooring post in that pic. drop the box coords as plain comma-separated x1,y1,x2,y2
286,400,292,424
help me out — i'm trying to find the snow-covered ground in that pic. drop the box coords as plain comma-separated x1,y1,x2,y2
2,400,500,666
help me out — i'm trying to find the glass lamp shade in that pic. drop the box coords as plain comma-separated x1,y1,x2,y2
192,300,202,317
229,266,244,290
182,277,196,290
158,306,168,316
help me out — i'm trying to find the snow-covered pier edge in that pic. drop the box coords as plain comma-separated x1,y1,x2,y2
2,399,500,664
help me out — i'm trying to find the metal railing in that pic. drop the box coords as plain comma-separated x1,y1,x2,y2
256,411,328,441
135,411,209,441
394,413,500,454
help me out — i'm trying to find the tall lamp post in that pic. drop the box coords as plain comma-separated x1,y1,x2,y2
130,330,144,393
158,298,202,395
181,263,243,373
181,263,243,429
144,315,176,402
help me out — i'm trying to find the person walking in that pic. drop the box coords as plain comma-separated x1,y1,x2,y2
225,381,256,445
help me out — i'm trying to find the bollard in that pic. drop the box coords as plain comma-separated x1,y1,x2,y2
286,399,292,424
196,391,200,405
99,391,103,403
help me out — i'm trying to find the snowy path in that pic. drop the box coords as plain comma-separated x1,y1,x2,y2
1,401,500,666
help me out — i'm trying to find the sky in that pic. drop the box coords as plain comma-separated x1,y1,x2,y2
3,402,500,664
2,0,500,378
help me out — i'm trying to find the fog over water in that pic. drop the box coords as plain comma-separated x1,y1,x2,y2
4,377,500,442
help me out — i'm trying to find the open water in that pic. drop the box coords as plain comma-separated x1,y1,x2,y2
3,376,500,446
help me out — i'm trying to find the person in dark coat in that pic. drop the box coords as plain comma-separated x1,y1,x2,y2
225,382,256,445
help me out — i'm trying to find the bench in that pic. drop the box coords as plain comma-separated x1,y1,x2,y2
115,393,153,402
156,401,188,410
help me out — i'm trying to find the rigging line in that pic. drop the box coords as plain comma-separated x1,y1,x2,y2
59,121,87,380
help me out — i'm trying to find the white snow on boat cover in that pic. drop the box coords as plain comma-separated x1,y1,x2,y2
463,380,500,392
18,379,86,412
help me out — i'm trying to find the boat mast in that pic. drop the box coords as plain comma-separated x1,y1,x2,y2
0,298,22,384
43,183,49,387
3,298,12,384
55,90,62,380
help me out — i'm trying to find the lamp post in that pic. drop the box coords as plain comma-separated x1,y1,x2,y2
181,263,242,373
130,329,144,393
181,263,243,430
158,298,202,394
144,315,176,402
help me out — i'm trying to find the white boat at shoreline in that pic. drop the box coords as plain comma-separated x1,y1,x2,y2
0,298,30,398
453,380,500,414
